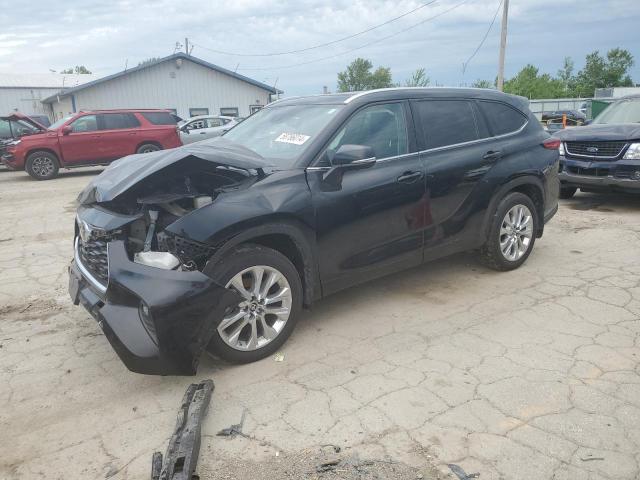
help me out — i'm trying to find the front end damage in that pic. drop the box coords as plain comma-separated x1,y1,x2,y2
68,139,270,375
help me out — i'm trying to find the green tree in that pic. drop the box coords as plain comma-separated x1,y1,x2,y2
571,48,634,96
138,57,161,67
337,58,393,92
471,79,494,89
503,64,564,99
557,56,574,95
402,68,430,87
61,65,92,74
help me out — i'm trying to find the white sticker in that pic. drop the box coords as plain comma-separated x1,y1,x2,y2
275,132,311,145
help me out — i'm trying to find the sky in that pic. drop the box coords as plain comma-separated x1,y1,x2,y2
1,0,639,96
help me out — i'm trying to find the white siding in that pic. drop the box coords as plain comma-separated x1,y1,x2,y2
52,58,273,119
0,87,61,116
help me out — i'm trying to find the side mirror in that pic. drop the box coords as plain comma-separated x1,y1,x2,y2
61,125,72,135
331,144,376,167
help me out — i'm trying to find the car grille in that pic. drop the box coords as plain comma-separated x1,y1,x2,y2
157,232,215,263
565,141,627,159
78,231,122,285
566,166,610,177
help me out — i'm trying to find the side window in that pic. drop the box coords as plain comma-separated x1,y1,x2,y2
413,100,478,149
478,101,527,136
188,119,206,130
207,118,223,128
70,115,98,133
323,103,408,164
99,113,140,130
141,112,177,125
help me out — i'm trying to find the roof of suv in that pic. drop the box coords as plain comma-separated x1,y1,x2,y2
269,87,527,108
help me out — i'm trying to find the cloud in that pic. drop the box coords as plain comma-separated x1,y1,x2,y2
0,0,638,95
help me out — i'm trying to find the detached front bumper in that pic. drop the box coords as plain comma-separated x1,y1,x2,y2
559,156,640,193
1,153,20,170
69,239,240,375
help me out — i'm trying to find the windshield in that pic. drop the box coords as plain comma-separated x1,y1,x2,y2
223,104,343,165
48,115,73,130
594,99,640,124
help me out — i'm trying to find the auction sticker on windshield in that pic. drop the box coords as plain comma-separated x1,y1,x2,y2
275,132,310,145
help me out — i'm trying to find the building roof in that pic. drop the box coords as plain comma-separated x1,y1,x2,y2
0,72,98,89
42,53,280,103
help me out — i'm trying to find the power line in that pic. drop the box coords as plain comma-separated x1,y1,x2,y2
462,0,503,74
192,0,439,57
234,0,471,72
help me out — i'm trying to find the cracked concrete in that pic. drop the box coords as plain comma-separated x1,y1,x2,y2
1,168,640,479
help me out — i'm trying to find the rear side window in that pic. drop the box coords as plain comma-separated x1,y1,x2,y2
477,101,527,136
99,113,140,130
141,112,178,125
413,100,479,149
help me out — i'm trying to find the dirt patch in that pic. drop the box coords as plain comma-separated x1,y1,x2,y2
0,298,63,320
199,449,444,480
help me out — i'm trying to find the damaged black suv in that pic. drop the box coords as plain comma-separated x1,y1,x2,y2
69,88,559,375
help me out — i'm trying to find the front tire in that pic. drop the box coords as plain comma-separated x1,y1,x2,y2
204,244,302,363
479,192,538,271
136,143,161,154
25,151,59,180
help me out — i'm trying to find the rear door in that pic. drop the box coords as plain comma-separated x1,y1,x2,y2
97,113,141,160
58,114,107,165
411,99,501,252
308,101,426,294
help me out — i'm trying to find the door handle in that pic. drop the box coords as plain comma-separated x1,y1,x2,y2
397,171,424,184
199,131,207,134
482,150,502,162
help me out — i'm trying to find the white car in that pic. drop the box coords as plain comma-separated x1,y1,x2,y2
179,115,238,144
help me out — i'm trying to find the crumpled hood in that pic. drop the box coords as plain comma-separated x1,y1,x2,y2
554,123,640,142
77,137,274,205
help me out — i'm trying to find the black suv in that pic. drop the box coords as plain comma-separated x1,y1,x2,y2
555,95,640,198
68,88,559,375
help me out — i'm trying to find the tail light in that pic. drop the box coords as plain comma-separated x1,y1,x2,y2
543,138,561,150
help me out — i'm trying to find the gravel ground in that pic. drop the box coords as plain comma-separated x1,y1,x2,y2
1,166,639,480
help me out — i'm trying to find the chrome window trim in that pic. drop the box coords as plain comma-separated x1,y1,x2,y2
74,236,107,295
564,141,627,160
306,121,528,171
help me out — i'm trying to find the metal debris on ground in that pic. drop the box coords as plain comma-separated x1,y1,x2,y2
448,463,480,480
151,379,214,480
216,409,246,438
274,352,285,362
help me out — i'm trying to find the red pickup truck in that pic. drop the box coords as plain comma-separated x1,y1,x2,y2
2,109,182,180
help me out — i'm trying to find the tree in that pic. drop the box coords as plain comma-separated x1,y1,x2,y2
571,48,634,96
557,57,574,94
337,58,393,92
402,68,430,87
138,57,161,67
503,64,564,99
61,65,92,74
472,79,494,89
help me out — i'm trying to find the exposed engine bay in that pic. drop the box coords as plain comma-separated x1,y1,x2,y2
96,157,256,272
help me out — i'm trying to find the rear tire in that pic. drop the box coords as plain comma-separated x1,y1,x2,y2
204,243,303,363
559,186,577,199
479,192,538,271
25,151,59,180
136,143,161,154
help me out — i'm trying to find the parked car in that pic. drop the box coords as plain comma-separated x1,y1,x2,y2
0,112,49,159
178,115,238,144
68,88,559,375
1,109,182,180
555,95,640,198
541,109,587,128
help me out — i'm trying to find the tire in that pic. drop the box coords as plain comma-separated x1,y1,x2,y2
479,192,538,271
204,243,303,363
136,143,161,154
559,186,577,199
25,151,59,180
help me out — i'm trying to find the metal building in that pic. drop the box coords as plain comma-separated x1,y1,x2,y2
42,53,280,121
0,73,96,116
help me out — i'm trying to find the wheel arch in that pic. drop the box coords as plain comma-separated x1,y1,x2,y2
481,175,546,241
135,140,162,152
205,219,319,308
26,147,60,165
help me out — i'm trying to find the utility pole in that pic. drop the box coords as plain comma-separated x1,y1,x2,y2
185,37,189,56
496,0,509,91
